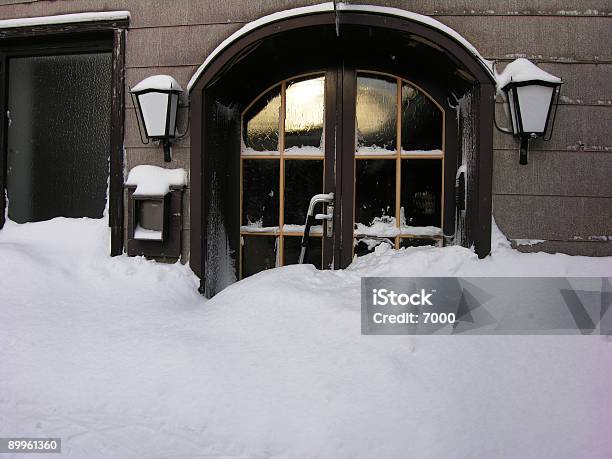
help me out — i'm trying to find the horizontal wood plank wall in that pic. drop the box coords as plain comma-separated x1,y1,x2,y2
0,0,610,257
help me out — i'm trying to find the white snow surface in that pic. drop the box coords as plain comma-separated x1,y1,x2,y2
133,225,163,241
496,57,562,91
0,11,130,29
130,75,184,93
187,2,494,91
125,165,187,197
1,217,611,458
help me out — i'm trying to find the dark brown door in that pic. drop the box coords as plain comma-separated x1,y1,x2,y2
239,66,444,278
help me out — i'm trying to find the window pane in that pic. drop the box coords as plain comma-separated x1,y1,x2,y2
400,159,442,230
241,235,278,278
284,159,324,226
354,160,397,237
356,74,397,154
400,237,441,248
283,235,322,269
401,84,442,153
242,159,279,229
285,76,324,155
243,85,281,153
6,52,112,223
354,237,394,258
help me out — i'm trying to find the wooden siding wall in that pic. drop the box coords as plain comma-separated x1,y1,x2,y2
0,0,610,257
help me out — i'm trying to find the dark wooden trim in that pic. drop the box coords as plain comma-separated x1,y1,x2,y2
339,64,356,269
474,83,495,258
323,67,337,269
110,28,126,256
0,53,6,230
189,11,494,94
0,19,129,39
189,88,203,280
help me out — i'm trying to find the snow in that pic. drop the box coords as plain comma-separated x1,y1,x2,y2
283,145,324,156
356,145,397,156
401,149,444,157
283,224,323,234
187,2,494,91
133,225,163,241
513,238,546,246
0,11,130,29
130,75,184,93
355,216,399,237
241,147,279,156
240,225,278,233
355,147,444,157
1,217,611,458
125,165,187,197
400,225,442,236
495,58,562,91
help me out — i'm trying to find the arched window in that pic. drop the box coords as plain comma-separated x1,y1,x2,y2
239,72,443,278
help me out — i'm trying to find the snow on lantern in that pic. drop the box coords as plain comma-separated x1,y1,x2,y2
130,75,184,162
496,59,562,165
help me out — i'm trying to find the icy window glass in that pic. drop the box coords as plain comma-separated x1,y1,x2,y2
6,52,112,223
400,159,442,230
283,235,322,268
242,85,281,154
283,159,324,227
401,83,442,153
241,159,279,229
354,159,397,237
356,74,397,154
241,235,278,278
284,76,324,155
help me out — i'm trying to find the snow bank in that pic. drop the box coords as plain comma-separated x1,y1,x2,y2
0,11,130,29
125,165,187,197
496,57,562,91
1,217,611,458
130,75,183,93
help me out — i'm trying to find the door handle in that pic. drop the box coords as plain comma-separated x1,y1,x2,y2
315,204,334,237
298,192,334,264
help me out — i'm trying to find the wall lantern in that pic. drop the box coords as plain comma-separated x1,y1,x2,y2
495,59,562,165
130,75,184,162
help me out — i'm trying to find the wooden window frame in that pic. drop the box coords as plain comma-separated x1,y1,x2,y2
0,18,128,256
239,73,327,278
239,70,446,274
353,70,444,256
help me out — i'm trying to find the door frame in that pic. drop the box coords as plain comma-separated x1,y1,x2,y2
190,8,495,297
0,18,127,255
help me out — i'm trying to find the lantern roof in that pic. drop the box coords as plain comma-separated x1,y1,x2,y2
131,75,184,93
496,58,561,91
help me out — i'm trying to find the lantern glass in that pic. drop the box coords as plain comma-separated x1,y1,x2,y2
137,92,170,138
168,93,179,137
516,84,555,135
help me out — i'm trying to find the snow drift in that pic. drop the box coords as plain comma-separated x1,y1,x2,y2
0,217,611,458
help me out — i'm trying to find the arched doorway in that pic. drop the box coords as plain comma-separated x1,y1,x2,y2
189,4,496,296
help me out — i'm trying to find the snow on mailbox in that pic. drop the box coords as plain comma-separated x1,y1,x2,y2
125,165,187,258
130,75,184,162
496,58,562,165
